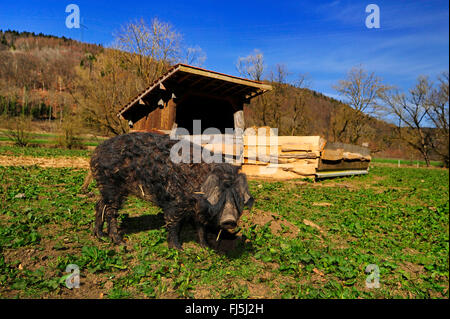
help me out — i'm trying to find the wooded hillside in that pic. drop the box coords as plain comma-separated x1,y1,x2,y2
0,29,445,162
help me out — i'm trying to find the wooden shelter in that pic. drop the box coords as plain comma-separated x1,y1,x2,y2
117,64,371,180
117,63,272,134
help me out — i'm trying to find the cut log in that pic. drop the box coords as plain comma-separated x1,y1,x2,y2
342,152,372,161
241,165,311,180
244,145,279,157
323,141,370,156
317,159,370,171
244,135,323,150
202,143,243,156
243,158,270,165
293,158,320,168
281,143,315,152
266,162,317,176
278,152,320,159
321,148,344,161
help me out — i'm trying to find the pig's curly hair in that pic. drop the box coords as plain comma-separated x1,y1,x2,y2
89,132,252,247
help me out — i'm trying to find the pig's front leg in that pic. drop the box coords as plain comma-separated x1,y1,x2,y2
165,214,183,250
194,220,208,248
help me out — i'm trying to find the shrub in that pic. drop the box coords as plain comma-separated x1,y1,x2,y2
1,115,33,147
56,115,85,149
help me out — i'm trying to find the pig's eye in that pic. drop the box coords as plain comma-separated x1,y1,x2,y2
223,181,232,188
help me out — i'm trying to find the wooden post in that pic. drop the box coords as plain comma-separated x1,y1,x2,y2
233,110,245,131
233,110,245,165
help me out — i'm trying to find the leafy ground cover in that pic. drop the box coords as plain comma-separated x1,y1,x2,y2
0,145,91,158
0,162,448,299
0,131,105,147
372,157,443,167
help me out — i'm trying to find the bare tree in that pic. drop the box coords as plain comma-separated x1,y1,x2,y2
114,17,182,85
267,64,290,131
332,66,388,144
238,54,312,135
288,73,311,136
182,46,206,67
427,72,449,166
73,49,136,135
236,50,270,128
380,76,434,166
75,17,202,135
236,49,265,81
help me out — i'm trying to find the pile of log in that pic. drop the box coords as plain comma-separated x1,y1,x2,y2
176,127,371,180
240,127,371,180
241,134,325,179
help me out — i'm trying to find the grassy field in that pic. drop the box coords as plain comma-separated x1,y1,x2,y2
0,145,91,158
0,130,106,147
372,157,444,167
0,147,448,299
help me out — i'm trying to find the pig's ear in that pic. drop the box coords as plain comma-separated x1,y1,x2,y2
193,193,214,223
236,173,254,210
201,173,221,206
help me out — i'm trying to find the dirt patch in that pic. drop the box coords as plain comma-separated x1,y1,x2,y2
238,279,275,298
303,219,326,235
400,261,425,276
193,285,212,298
312,202,333,207
246,209,299,238
0,155,89,169
311,181,359,190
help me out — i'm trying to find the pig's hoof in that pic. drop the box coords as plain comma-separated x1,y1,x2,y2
168,241,183,251
94,229,107,238
109,233,124,245
198,238,210,249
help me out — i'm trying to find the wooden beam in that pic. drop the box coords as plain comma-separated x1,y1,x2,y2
244,89,267,103
178,65,272,91
117,65,182,118
190,76,207,88
230,85,252,96
220,84,246,95
208,81,232,94
200,79,223,91
176,73,191,85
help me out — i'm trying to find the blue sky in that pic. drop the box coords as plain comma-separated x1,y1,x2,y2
0,0,448,98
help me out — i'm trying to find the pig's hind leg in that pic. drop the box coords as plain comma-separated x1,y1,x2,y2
94,199,107,238
165,209,184,250
99,188,127,244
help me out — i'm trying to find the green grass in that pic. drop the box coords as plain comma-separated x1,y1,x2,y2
0,163,448,299
0,130,105,147
372,157,444,167
0,145,92,158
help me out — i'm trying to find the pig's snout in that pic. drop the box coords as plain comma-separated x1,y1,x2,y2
220,219,237,229
219,201,238,229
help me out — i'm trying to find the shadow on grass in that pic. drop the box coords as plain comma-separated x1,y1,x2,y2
121,213,253,258
121,212,165,234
